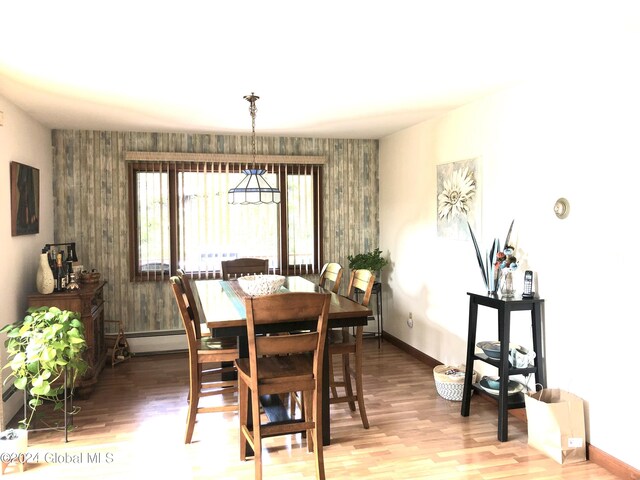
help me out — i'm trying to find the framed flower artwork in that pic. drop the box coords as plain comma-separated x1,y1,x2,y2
436,158,480,239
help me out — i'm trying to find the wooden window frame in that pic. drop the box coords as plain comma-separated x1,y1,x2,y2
127,161,323,281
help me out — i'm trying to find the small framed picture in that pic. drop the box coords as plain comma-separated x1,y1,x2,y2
10,161,40,236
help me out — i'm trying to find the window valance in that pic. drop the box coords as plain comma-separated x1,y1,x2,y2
125,151,326,165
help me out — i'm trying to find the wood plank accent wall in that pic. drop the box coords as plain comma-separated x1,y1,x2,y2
51,131,379,333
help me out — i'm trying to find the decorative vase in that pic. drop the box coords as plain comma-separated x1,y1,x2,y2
500,270,515,297
487,269,500,296
36,252,55,294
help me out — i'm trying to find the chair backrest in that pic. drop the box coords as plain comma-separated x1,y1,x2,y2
346,269,376,308
244,292,331,382
169,276,198,350
176,269,206,339
318,262,343,294
221,258,269,280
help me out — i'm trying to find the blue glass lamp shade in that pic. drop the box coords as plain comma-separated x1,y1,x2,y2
228,168,281,205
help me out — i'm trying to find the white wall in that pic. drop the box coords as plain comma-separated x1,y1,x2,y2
380,64,640,467
0,95,53,428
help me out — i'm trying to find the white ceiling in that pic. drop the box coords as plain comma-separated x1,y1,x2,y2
1,1,639,139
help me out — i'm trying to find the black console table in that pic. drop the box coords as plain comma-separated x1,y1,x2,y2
460,292,546,442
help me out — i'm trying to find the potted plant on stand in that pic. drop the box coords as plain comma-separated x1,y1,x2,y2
347,248,389,279
1,306,88,439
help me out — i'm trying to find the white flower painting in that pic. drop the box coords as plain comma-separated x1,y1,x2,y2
437,158,480,239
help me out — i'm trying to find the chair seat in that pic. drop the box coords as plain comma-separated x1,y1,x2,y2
197,336,238,360
201,336,238,350
236,354,313,386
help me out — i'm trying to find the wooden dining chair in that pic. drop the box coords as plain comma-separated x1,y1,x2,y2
177,269,211,338
285,262,342,419
328,268,375,429
169,276,239,444
221,258,269,280
318,262,343,294
236,292,331,480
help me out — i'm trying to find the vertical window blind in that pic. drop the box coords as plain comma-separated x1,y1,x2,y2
127,153,323,281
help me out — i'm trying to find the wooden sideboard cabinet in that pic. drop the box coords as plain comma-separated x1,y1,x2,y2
26,281,106,396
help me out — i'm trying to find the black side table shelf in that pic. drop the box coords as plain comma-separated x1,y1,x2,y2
460,292,546,442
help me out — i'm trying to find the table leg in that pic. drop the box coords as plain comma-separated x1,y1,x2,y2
497,306,511,442
377,287,383,348
461,297,478,416
531,303,546,389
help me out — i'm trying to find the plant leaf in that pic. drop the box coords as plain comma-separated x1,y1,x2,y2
504,219,514,247
488,238,501,292
467,221,488,289
14,377,27,390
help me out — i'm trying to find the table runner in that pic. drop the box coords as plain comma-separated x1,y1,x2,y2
220,280,247,316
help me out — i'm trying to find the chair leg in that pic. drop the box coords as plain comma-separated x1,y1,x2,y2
239,377,249,461
290,391,304,419
312,387,326,480
251,388,263,480
328,353,338,399
185,361,200,444
289,392,296,419
354,328,370,429
303,390,313,453
342,353,356,411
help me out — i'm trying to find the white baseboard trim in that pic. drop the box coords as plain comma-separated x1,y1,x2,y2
127,332,187,355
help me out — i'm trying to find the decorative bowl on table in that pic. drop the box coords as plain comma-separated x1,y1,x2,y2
479,377,525,396
476,341,532,368
476,340,502,359
476,340,523,359
483,375,501,390
237,274,285,296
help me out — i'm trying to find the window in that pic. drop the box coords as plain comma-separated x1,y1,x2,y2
128,160,322,280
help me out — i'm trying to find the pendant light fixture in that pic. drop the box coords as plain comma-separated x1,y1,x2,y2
228,93,281,204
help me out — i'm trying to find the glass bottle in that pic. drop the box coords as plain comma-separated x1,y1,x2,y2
55,252,64,291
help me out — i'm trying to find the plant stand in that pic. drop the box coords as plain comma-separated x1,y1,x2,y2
23,366,73,443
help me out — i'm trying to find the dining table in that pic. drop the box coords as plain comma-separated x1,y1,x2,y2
194,275,373,445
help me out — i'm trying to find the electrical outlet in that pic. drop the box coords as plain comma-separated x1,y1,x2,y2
407,312,413,328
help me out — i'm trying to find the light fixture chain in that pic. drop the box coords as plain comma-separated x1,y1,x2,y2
244,93,259,163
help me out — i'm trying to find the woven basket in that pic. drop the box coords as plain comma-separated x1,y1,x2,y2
79,271,101,284
433,365,477,401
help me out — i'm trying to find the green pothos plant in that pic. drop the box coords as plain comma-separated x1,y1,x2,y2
1,306,88,429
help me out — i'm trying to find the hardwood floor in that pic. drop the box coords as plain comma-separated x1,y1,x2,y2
6,340,621,479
